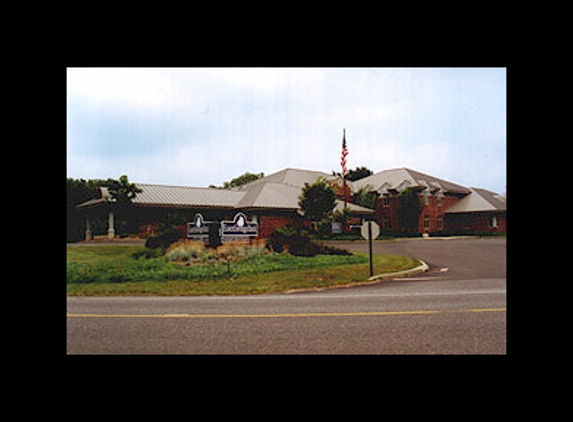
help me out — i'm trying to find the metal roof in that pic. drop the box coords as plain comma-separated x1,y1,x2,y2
235,182,302,210
237,168,332,190
353,167,471,195
77,167,489,215
132,183,245,209
445,188,506,213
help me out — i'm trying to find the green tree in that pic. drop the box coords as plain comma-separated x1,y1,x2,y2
212,172,264,189
66,175,141,241
396,187,423,233
104,174,142,208
352,185,379,209
346,166,373,181
299,178,336,231
67,178,100,242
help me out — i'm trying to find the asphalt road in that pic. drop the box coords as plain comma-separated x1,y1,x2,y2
67,237,506,354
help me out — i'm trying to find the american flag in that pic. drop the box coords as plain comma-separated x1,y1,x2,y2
341,128,348,175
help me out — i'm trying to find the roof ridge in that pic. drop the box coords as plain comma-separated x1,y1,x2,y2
135,182,235,191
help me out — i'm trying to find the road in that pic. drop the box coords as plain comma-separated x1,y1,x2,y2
67,238,506,354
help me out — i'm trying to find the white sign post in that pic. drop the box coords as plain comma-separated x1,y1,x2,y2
361,221,380,277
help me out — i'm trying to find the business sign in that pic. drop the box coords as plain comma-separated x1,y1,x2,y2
187,213,210,240
221,212,258,238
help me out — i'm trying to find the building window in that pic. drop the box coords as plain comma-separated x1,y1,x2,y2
382,195,390,206
490,215,498,228
437,216,443,230
423,215,430,230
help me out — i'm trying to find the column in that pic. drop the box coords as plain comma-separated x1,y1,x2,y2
107,210,115,239
85,217,92,241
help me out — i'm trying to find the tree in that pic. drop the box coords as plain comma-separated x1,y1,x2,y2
105,174,142,208
352,185,379,209
211,172,264,189
396,187,423,233
346,166,373,181
298,178,336,230
66,175,141,241
67,178,100,242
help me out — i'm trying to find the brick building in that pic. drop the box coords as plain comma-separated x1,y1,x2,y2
77,167,505,240
351,168,506,236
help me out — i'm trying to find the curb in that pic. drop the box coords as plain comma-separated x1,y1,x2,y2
367,259,429,282
283,259,430,294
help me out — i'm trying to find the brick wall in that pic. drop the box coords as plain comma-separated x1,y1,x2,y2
418,195,460,233
257,214,311,238
445,212,506,234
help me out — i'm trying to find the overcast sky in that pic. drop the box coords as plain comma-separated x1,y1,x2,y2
67,67,506,193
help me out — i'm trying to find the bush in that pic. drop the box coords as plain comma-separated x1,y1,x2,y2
266,227,352,257
145,227,182,250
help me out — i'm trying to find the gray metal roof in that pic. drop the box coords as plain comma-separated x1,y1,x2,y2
237,168,332,190
353,167,471,195
132,183,244,209
445,188,506,213
77,167,487,215
235,182,302,210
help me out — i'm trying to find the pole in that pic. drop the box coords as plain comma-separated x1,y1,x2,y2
368,221,374,277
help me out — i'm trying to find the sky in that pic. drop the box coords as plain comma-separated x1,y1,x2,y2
67,67,506,193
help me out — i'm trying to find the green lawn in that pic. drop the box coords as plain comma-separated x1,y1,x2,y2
66,245,420,296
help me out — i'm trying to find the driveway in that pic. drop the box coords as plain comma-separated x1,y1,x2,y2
325,237,506,281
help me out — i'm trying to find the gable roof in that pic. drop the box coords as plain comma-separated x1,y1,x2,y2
235,182,302,210
77,167,475,215
237,168,331,191
353,167,471,195
445,188,506,213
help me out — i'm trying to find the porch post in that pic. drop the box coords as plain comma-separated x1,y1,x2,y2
85,217,92,241
107,210,115,239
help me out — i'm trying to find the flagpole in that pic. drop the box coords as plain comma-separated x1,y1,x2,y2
342,128,348,232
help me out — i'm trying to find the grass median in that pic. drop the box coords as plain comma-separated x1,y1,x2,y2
66,245,420,296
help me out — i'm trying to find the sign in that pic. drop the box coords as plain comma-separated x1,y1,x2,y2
361,220,380,277
187,214,210,240
361,220,380,241
331,222,342,234
221,212,258,238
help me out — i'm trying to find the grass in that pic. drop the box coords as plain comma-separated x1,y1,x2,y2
66,245,420,296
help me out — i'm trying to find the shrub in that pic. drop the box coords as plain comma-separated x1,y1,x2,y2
164,240,210,262
164,240,266,264
266,227,351,257
145,227,182,250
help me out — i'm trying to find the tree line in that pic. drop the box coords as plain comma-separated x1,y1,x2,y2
66,175,141,242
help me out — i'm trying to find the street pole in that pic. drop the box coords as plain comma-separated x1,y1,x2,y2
368,221,374,277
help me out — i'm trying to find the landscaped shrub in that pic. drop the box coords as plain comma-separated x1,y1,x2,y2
164,240,267,265
266,226,351,257
145,227,182,250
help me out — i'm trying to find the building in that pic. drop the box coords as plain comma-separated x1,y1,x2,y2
77,167,506,240
351,167,506,236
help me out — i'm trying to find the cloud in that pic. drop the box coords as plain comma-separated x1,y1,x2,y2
67,68,506,193
67,68,173,107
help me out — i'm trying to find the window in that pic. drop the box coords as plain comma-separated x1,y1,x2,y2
437,216,443,230
490,215,498,228
382,195,390,206
423,215,430,230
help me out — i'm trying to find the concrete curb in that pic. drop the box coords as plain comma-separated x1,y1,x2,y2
283,259,430,294
367,259,430,282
